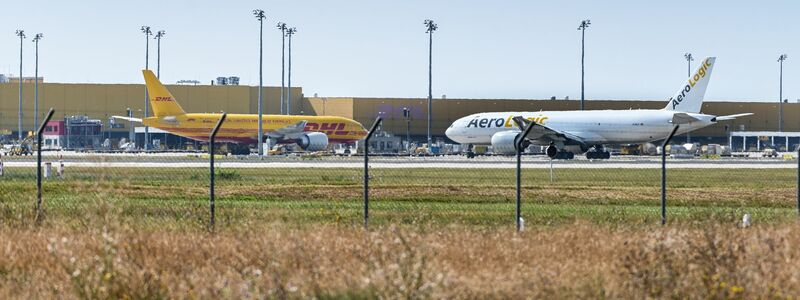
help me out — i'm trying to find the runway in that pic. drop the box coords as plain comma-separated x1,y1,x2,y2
2,153,797,169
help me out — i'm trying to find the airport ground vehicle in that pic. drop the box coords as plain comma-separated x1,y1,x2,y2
446,57,752,159
6,134,34,156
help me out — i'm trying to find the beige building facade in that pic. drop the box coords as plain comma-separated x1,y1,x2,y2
0,81,794,142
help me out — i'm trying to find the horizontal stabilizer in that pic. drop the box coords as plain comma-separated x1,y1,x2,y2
671,112,700,124
111,116,143,123
715,113,754,121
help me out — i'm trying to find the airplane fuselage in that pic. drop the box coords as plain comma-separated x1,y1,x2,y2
445,110,716,146
142,113,367,144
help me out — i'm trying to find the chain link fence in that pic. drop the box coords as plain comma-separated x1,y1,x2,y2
1,112,798,230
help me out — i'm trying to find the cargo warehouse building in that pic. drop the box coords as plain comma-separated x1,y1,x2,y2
0,81,797,149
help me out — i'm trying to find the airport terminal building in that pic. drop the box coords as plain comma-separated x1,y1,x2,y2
0,81,796,150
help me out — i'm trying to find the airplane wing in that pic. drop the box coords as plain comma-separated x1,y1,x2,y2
715,113,754,121
266,120,308,139
111,116,143,123
671,112,700,124
511,116,586,145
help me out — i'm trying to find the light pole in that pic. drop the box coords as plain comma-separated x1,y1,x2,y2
779,54,788,132
15,29,25,141
286,27,296,115
155,30,165,78
141,26,152,150
684,53,693,142
254,9,266,157
578,20,590,111
424,19,437,148
277,22,287,115
403,107,411,153
684,53,694,78
33,33,43,134
127,108,133,145
154,30,165,149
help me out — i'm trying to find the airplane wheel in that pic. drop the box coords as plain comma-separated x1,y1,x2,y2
603,151,611,159
555,151,574,160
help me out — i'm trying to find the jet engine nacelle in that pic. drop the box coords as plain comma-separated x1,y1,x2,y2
490,131,523,154
299,132,329,151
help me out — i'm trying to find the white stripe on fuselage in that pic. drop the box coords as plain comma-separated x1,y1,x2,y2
445,110,715,145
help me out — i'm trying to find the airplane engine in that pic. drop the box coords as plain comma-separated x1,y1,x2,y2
490,131,523,154
299,132,329,151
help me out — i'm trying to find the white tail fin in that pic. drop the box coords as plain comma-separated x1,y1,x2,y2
665,57,715,113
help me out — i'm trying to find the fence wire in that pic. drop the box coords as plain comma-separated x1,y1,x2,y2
1,131,798,230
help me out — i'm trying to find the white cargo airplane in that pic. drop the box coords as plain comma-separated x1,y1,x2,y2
445,57,752,159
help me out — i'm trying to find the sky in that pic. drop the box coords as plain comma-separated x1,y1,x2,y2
0,0,797,102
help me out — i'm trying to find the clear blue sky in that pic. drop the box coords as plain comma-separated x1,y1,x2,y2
1,0,797,102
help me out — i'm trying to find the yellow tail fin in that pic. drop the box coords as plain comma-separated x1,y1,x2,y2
143,70,186,117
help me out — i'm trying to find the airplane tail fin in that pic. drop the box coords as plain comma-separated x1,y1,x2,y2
664,57,715,113
142,70,186,117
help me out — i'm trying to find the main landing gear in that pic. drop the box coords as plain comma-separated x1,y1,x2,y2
585,145,611,159
546,144,575,160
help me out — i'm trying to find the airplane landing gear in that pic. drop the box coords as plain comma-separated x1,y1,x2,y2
554,150,574,159
546,143,574,159
465,144,476,159
585,145,611,159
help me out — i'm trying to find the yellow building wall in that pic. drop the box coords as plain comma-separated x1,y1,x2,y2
0,82,296,135
1,80,794,140
338,97,797,139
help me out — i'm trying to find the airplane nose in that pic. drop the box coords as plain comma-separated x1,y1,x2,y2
445,126,454,139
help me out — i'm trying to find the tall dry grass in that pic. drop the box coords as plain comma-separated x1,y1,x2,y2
0,220,799,299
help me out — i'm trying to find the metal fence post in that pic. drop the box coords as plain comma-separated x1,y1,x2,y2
364,117,382,229
35,108,55,224
209,113,227,231
661,125,680,226
514,117,535,232
797,148,799,216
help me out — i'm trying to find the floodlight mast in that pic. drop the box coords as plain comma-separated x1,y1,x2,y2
277,22,287,115
684,52,694,142
286,27,296,115
141,25,152,150
253,9,266,157
424,19,437,149
578,19,590,111
33,33,43,134
684,53,694,77
778,54,788,132
16,30,25,141
155,30,165,78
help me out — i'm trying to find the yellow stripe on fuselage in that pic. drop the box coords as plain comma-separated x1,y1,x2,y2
142,113,367,142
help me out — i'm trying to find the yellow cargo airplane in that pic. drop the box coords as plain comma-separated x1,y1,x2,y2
113,70,367,151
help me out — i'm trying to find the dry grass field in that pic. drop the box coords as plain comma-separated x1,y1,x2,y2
0,166,799,298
